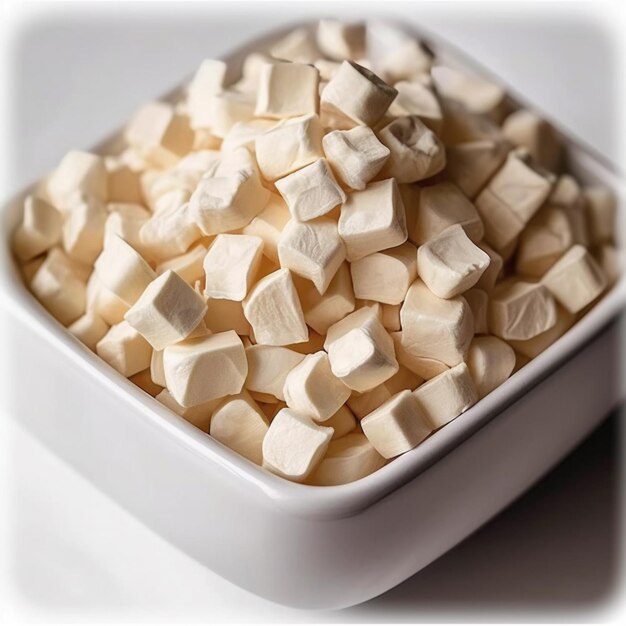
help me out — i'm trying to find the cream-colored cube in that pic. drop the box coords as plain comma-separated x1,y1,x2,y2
410,182,484,245
47,150,107,211
205,297,251,336
475,150,554,252
516,206,576,278
322,404,357,440
282,351,351,422
502,109,562,171
350,241,417,305
209,393,269,465
105,156,143,205
295,262,355,334
320,60,397,129
388,81,443,135
489,280,558,340
62,197,108,265
221,119,277,154
124,270,208,350
125,101,194,168
391,331,450,380
348,385,392,419
400,279,474,366
467,336,516,398
243,268,308,345
474,243,503,292
262,408,333,482
255,61,319,119
541,245,606,313
444,139,510,199
378,116,446,183
68,312,109,351
278,217,346,294
270,27,319,64
187,59,226,129
156,389,221,432
275,158,345,222
96,320,152,377
417,224,490,299
316,20,365,61
584,186,616,246
104,203,151,256
255,114,324,181
31,249,87,326
163,330,247,407
86,272,129,326
189,147,270,236
361,390,432,459
241,193,290,264
338,179,407,261
94,235,156,307
441,99,502,145
324,304,379,348
412,362,478,429
463,288,489,335
508,306,575,359
308,433,386,486
203,234,264,300
150,348,166,387
322,126,390,190
245,344,305,401
155,243,208,285
325,307,399,393
12,196,62,262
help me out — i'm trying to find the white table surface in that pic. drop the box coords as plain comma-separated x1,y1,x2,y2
1,2,624,623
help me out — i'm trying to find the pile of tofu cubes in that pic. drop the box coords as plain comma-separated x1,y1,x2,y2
13,20,619,485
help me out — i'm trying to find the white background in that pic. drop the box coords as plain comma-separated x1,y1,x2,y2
0,1,624,623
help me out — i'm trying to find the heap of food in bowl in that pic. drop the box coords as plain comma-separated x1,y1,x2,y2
12,20,619,486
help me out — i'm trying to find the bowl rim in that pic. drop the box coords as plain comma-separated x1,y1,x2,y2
1,19,625,521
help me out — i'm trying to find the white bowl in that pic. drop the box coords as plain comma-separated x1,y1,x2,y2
1,20,625,610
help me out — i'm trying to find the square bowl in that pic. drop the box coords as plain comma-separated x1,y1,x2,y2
1,20,625,610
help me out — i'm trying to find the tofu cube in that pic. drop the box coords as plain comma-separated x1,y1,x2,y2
242,193,291,264
316,20,365,61
466,335,516,398
244,344,305,401
62,197,108,265
187,59,227,129
12,195,62,261
68,312,109,351
96,320,153,377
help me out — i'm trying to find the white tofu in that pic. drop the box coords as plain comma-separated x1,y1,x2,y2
509,305,575,359
325,307,399,393
463,288,489,335
31,248,87,326
105,156,143,205
320,60,397,129
474,243,503,292
361,390,432,459
347,385,392,419
13,196,62,261
220,119,277,154
502,109,562,171
295,262,355,334
338,179,407,261
192,89,255,139
205,297,251,336
235,52,274,94
150,348,166,387
489,280,558,340
444,139,510,199
96,320,152,377
350,241,417,305
124,270,208,350
262,408,333,482
209,393,269,464
242,193,291,264
441,98,502,145
417,224,490,299
516,206,576,278
255,114,324,181
244,344,305,401
243,268,308,346
378,116,446,183
391,331,450,380
275,158,345,221
467,335,516,398
155,388,220,432
155,243,208,285
283,351,351,421
47,150,107,211
187,59,227,129
62,197,108,265
584,186,616,246
316,20,365,61
321,404,357,440
270,27,319,64
255,61,319,119
163,330,247,407
189,147,270,236
541,244,606,313
85,271,130,326
94,235,156,307
124,101,194,168
68,312,109,351
287,329,326,355
388,80,443,135
475,150,554,252
322,126,390,191
410,182,484,245
278,217,346,294
104,203,151,258
412,362,478,429
400,279,474,366
308,433,385,485
203,234,264,301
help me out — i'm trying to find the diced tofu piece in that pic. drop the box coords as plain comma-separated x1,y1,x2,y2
68,312,109,351
96,320,152,377
466,335,516,398
12,196,62,261
245,345,305,401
